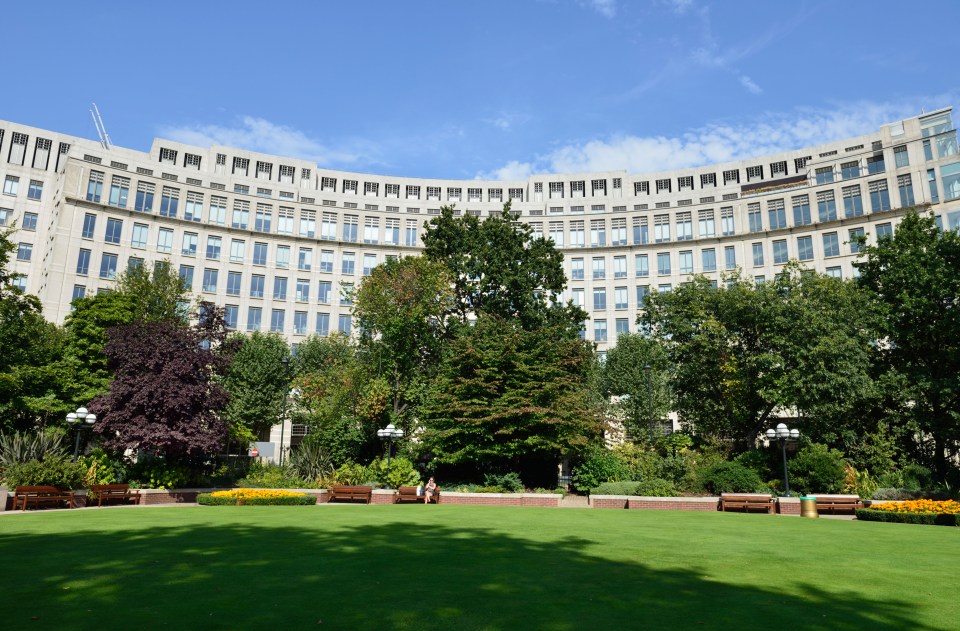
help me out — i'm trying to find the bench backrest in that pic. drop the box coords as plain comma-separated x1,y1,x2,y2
331,485,372,493
15,486,64,494
815,495,861,501
397,486,418,495
91,484,131,492
720,493,773,500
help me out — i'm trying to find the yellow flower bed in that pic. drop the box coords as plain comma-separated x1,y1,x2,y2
210,489,306,500
870,499,960,515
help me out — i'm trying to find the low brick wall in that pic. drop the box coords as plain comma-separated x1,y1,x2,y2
371,489,396,504
438,492,561,507
590,495,629,509
628,496,719,511
778,497,800,515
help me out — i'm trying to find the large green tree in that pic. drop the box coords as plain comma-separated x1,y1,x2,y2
422,202,585,334
220,331,291,443
420,315,605,484
352,256,453,423
602,333,672,442
641,266,878,448
855,210,960,480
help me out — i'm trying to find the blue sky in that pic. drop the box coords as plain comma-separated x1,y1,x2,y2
7,1,960,180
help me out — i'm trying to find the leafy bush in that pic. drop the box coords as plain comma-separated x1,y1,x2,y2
612,443,658,480
197,489,317,506
877,464,934,491
236,462,317,489
369,457,421,489
697,461,765,494
788,443,847,494
532,487,566,495
654,455,690,486
871,487,948,501
572,447,630,492
4,457,86,489
592,478,678,496
855,508,959,526
288,439,334,484
129,460,194,490
80,448,129,486
483,472,524,493
331,462,372,486
0,429,68,472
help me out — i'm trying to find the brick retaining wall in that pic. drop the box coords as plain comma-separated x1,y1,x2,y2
628,496,719,511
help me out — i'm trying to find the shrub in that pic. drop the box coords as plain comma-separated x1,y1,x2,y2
236,462,317,489
483,472,524,493
856,508,959,526
197,489,317,506
697,461,765,494
287,439,334,484
331,462,372,486
128,460,193,490
654,455,689,486
871,487,948,501
4,457,86,490
788,443,847,494
0,429,68,472
368,457,421,489
572,447,629,492
842,463,878,498
80,449,129,486
613,443,658,480
532,487,566,495
877,464,934,491
475,486,509,493
592,479,678,497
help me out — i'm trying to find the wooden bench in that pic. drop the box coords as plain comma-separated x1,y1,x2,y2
815,494,863,514
328,485,373,504
12,486,74,511
396,486,441,504
719,493,775,514
90,484,141,507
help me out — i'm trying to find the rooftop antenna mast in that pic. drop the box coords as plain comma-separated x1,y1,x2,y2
89,103,112,150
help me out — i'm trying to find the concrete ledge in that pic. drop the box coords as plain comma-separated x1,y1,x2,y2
628,496,719,511
439,492,561,507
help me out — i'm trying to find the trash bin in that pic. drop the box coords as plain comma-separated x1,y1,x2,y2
800,496,819,518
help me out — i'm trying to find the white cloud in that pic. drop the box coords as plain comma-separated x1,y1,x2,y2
157,116,374,167
662,0,694,15
739,75,763,95
481,100,935,177
582,0,616,18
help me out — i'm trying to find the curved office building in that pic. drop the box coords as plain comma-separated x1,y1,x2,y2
5,108,960,354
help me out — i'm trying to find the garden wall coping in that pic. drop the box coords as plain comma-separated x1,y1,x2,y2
590,495,720,503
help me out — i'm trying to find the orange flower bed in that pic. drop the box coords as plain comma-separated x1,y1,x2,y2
870,499,960,515
210,489,306,500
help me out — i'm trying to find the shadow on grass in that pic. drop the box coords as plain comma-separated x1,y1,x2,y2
0,513,931,631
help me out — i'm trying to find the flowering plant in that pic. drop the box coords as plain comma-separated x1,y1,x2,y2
869,499,960,515
198,488,316,506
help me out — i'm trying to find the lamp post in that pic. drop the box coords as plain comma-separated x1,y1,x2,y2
278,356,291,466
66,407,97,461
644,364,654,443
766,423,800,497
377,423,404,487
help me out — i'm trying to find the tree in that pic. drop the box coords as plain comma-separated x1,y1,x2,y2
115,261,190,326
602,333,671,442
422,203,585,335
352,256,453,423
89,305,231,460
220,331,290,443
855,210,960,480
419,315,606,484
641,266,877,449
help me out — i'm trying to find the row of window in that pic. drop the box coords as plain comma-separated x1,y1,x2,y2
2,175,43,199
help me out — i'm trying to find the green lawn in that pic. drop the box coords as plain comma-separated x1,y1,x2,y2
0,505,956,630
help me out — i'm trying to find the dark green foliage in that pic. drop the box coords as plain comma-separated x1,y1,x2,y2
421,315,604,473
787,443,847,494
870,488,948,501
236,462,317,489
0,428,67,470
697,461,765,494
571,446,630,491
221,331,291,442
855,508,959,527
592,479,679,496
196,492,317,506
602,333,672,441
876,463,934,491
3,457,86,489
483,472,524,493
79,448,129,485
287,438,334,483
368,456,421,489
855,210,960,480
128,459,194,490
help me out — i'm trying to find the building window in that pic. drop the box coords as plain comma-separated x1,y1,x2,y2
720,206,735,236
770,161,787,177
724,246,736,270
342,215,359,242
633,217,648,244
72,285,86,302
85,172,102,202
702,248,717,271
293,311,307,335
869,180,891,212
616,318,629,336
613,255,627,279
16,242,32,261
316,313,330,336
841,161,860,180
594,320,608,343
592,257,606,280
570,258,584,280
227,271,242,296
894,145,909,168
230,239,246,263
842,185,864,217
611,218,627,245
817,191,837,222
224,305,238,329
208,196,226,225
876,223,893,240
27,180,43,200
792,195,811,226
746,165,763,181
867,154,886,175
179,265,194,290
751,243,764,267
590,219,606,247
657,252,671,275
318,281,332,304
254,205,273,233
815,167,834,185
341,283,354,306
363,253,377,276
654,214,670,243
99,253,118,279
338,315,352,334
928,168,940,203
679,250,693,274
635,254,649,277
270,309,286,333
276,245,290,269
76,249,91,275
569,221,585,247
298,247,313,272
202,268,218,293
897,175,915,207
342,252,355,275
277,207,294,234
848,228,865,254
385,218,400,245
273,277,288,301
319,250,334,274
698,210,715,238
157,228,173,253
676,212,692,241
748,203,762,233
772,239,788,264
405,220,418,247
231,201,250,229
108,176,129,208
723,169,739,185
104,218,123,244
205,235,221,260
321,212,337,240
825,267,842,279
823,232,840,257
247,307,262,331
252,242,267,266
159,187,179,218
636,285,649,307
22,212,38,231
614,287,628,310
797,236,814,261
593,288,606,310
364,217,379,244
767,199,786,230
250,274,265,299
296,279,310,302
